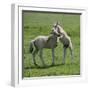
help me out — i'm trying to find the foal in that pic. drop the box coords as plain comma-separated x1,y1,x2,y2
29,29,60,66
53,22,73,64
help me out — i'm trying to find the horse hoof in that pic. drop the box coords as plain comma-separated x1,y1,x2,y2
62,63,65,65
51,63,55,66
43,64,47,67
34,63,38,66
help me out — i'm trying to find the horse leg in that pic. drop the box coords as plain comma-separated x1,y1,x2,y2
32,53,37,66
69,46,74,64
32,49,38,66
62,47,67,64
52,48,55,65
39,49,46,66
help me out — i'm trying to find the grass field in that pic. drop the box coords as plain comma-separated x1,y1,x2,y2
23,11,80,77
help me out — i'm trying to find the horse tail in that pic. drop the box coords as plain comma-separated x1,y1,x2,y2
29,40,35,53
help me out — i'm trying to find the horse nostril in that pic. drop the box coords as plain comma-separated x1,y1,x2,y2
58,34,60,37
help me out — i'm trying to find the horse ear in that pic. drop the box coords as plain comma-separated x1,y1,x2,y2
56,21,58,25
53,21,59,27
56,21,60,25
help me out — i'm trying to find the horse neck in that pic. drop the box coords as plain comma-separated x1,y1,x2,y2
58,25,67,36
49,34,57,40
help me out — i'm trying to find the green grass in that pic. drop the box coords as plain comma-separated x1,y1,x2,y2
23,11,80,77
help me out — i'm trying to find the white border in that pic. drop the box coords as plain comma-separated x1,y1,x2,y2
11,4,87,87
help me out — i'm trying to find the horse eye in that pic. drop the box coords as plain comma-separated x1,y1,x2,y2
51,29,54,31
